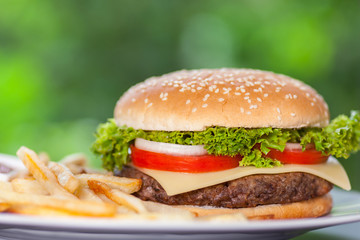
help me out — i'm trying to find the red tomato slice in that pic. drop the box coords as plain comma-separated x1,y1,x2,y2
131,143,329,173
266,144,329,164
130,145,241,173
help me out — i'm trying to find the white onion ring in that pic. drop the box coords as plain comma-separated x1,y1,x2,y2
285,143,315,151
134,138,208,156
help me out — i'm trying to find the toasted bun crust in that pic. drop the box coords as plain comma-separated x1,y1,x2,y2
114,68,329,131
177,194,332,220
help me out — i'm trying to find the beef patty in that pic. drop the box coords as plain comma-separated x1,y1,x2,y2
119,166,333,208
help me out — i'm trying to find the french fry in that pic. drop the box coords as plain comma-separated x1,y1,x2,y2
0,181,13,191
0,182,11,212
142,200,195,217
0,202,10,212
7,205,80,217
88,180,147,213
60,153,87,167
11,178,48,195
48,162,80,194
77,174,141,194
38,152,50,166
10,146,226,221
115,205,136,214
60,153,88,174
76,186,103,203
16,147,76,199
0,190,116,217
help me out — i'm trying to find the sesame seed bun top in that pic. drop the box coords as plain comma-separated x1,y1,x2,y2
114,68,329,131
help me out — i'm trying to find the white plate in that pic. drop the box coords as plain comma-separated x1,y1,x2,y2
0,154,359,240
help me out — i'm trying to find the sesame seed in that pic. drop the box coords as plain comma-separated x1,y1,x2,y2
293,94,298,99
131,98,136,102
186,100,191,104
250,104,258,109
144,98,149,103
235,92,241,95
240,88,246,93
147,102,153,107
290,113,296,117
223,87,231,94
218,98,225,102
277,116,282,121
264,93,269,97
246,111,252,115
202,103,208,108
203,94,210,101
240,107,244,113
311,102,315,106
244,96,249,100
276,108,281,114
306,93,310,97
191,89,196,93
192,107,197,113
197,87,202,91
215,89,220,93
257,97,262,102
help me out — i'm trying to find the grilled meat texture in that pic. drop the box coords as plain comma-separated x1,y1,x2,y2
119,166,333,208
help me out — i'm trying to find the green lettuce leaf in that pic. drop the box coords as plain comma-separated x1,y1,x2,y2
300,110,360,159
91,111,360,171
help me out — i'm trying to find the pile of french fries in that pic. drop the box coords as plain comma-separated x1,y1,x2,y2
0,146,246,222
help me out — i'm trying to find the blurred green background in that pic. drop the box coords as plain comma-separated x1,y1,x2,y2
0,1,359,188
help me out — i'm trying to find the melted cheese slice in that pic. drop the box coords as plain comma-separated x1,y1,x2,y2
135,156,351,196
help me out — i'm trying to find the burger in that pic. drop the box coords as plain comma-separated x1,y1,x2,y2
92,68,360,219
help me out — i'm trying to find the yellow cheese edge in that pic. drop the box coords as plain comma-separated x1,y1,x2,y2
135,156,351,196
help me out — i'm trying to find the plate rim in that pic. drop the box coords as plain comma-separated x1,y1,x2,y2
0,154,359,234
0,189,358,234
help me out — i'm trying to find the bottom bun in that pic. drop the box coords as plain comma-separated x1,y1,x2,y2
176,194,332,220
